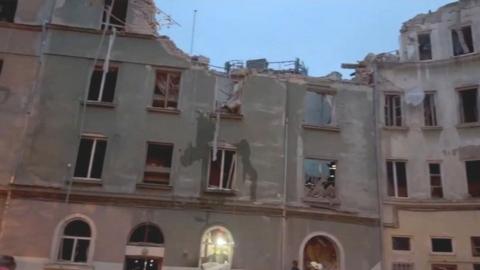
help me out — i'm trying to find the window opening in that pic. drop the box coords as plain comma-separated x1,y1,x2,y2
88,65,117,103
215,76,242,114
386,161,408,197
304,91,335,126
429,163,443,198
385,94,402,127
125,224,164,270
418,33,432,60
129,224,164,245
208,148,236,190
153,70,181,109
143,143,173,185
393,263,414,270
432,265,457,270
424,93,438,126
0,0,17,22
304,159,336,200
102,0,127,31
58,220,92,263
474,265,480,270
392,236,411,251
466,160,480,197
471,237,480,257
74,136,107,179
452,26,474,56
303,235,339,270
431,238,453,253
459,88,478,123
200,227,234,270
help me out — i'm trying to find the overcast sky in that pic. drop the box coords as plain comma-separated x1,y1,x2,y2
157,0,453,77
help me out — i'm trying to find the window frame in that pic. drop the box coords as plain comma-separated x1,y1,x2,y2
303,87,337,128
87,64,119,104
430,236,455,255
206,145,237,192
457,86,479,125
392,236,412,253
428,162,444,199
386,160,409,198
143,142,174,186
417,31,433,61
73,134,108,181
151,68,182,111
465,159,480,198
423,91,438,127
101,0,128,31
451,24,475,57
199,226,235,268
0,0,17,23
303,157,338,200
384,92,404,127
471,236,480,257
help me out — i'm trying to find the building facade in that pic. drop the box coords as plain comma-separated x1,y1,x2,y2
368,0,480,269
0,1,381,270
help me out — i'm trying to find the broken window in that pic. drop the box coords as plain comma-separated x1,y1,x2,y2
152,70,181,109
215,76,242,114
304,90,335,126
466,160,480,197
418,33,432,60
385,94,403,127
0,0,17,22
431,237,453,253
452,26,474,56
386,161,408,198
58,219,92,263
424,93,438,126
459,88,479,123
88,65,117,103
304,159,336,200
73,136,107,180
102,0,128,31
471,237,480,256
429,163,443,198
208,148,236,190
143,143,173,185
392,263,414,270
432,265,457,270
200,226,234,268
392,236,411,251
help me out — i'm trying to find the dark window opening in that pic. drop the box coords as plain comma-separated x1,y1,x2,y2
129,224,164,245
393,263,413,270
429,163,443,198
88,65,117,103
392,237,411,251
74,137,107,179
431,238,453,253
459,88,478,123
474,265,480,270
424,93,438,126
471,237,480,256
0,60,3,76
387,161,408,197
452,26,474,56
102,0,127,30
432,265,457,270
0,0,17,22
385,94,402,127
467,160,480,197
58,220,91,263
304,159,337,199
143,143,173,185
125,258,161,270
153,70,181,109
208,149,236,190
418,33,432,60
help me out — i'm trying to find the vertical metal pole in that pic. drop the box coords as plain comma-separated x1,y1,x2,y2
190,9,198,55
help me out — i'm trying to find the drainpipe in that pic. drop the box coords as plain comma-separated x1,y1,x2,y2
372,61,386,270
281,80,289,270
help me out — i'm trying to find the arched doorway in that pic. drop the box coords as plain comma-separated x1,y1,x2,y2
300,233,342,270
199,226,234,270
124,223,165,270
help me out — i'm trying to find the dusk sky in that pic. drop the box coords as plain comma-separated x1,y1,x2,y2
157,0,453,77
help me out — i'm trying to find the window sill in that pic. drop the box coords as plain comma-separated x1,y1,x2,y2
69,178,103,186
204,188,237,196
429,252,456,256
209,112,244,120
302,124,340,132
421,126,443,131
302,197,340,207
80,100,116,108
136,183,172,191
146,107,181,115
44,262,93,270
383,126,409,131
456,122,480,129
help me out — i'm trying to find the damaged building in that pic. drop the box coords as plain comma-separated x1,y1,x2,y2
0,1,381,270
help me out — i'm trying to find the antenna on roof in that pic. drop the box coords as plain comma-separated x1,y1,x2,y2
190,9,198,55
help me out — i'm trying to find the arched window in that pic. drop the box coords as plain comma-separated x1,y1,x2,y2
199,226,234,270
302,235,340,270
125,224,164,270
58,220,92,263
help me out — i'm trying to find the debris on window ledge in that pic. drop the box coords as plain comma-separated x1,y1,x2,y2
136,183,173,191
302,124,340,132
456,122,480,129
147,107,181,114
81,100,116,108
209,112,243,120
421,126,443,131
